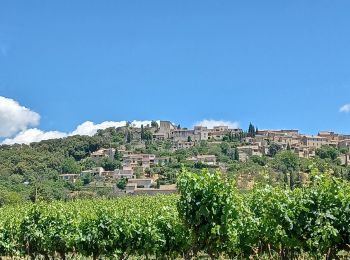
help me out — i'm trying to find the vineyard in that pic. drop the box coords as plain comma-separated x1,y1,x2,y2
1,167,350,259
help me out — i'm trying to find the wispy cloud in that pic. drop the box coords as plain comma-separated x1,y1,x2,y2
0,46,7,56
0,40,9,56
339,104,350,113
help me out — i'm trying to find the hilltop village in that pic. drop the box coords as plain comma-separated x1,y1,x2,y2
55,121,350,195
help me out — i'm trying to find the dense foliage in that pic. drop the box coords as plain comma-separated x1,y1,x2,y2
2,123,350,258
0,195,189,259
1,122,350,205
1,167,350,259
177,167,350,259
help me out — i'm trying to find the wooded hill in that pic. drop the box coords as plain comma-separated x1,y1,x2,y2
0,124,350,206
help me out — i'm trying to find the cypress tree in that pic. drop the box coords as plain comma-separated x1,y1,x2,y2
141,124,144,140
126,131,132,143
234,147,239,161
287,143,291,150
248,123,256,137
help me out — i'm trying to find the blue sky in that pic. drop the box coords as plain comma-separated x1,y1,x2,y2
1,1,350,143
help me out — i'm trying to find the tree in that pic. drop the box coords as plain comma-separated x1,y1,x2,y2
144,167,152,177
286,143,291,150
194,161,206,169
151,120,159,129
187,136,192,142
220,142,230,156
143,130,153,141
268,143,282,157
340,147,349,155
134,167,143,178
141,125,145,140
234,147,239,161
114,150,122,161
223,134,229,142
247,123,256,137
62,158,80,174
250,155,267,166
0,190,22,206
174,149,188,162
126,131,132,143
29,180,67,202
82,173,92,185
271,150,300,188
316,145,340,161
340,147,349,166
116,178,127,190
100,158,119,171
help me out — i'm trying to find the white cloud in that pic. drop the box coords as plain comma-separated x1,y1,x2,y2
0,96,40,137
71,121,127,136
130,120,154,128
340,104,350,113
194,119,240,129
5,118,247,145
2,120,158,145
2,128,67,145
0,96,162,145
71,120,154,136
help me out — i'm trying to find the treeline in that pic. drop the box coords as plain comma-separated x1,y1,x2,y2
0,128,131,204
1,122,350,206
1,166,350,259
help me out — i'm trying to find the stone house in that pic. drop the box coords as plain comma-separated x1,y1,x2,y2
187,155,217,166
338,139,350,150
158,121,176,139
170,129,198,142
59,174,79,183
128,178,154,188
172,141,195,151
114,167,135,179
301,136,329,149
122,154,156,169
236,145,263,162
91,148,116,160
